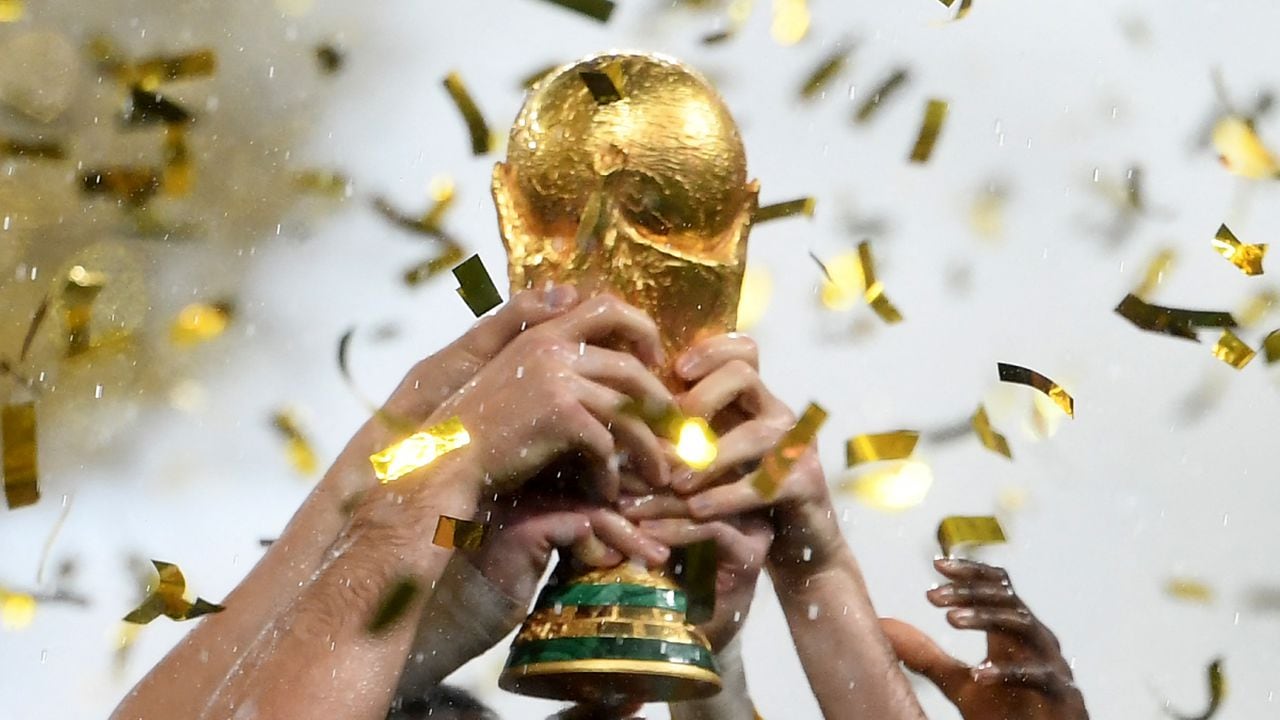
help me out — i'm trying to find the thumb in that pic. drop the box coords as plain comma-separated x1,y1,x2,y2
880,618,972,699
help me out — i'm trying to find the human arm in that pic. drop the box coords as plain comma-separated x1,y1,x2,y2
881,559,1089,720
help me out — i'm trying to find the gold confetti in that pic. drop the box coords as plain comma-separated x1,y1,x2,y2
121,86,194,126
1236,289,1277,327
1212,115,1279,179
752,403,827,499
800,46,851,100
0,138,65,160
854,68,909,123
0,0,23,22
293,169,353,198
845,430,919,466
770,0,810,45
161,126,192,196
1166,578,1214,604
1029,390,1064,440
170,301,233,346
1211,224,1266,276
702,0,754,44
432,515,490,551
674,417,718,471
2,402,38,509
123,560,224,624
314,43,343,74
271,411,318,476
1168,659,1225,720
970,183,1006,240
452,254,503,316
736,266,772,330
952,0,974,20
125,49,217,91
370,416,471,483
404,242,466,287
442,71,492,155
579,65,624,104
1135,247,1177,300
1210,330,1255,369
997,363,1073,418
1264,329,1280,363
367,577,420,635
1114,293,1237,341
62,265,108,358
840,460,933,512
909,99,949,163
858,240,903,324
970,405,1012,459
81,167,164,206
0,589,36,630
539,0,615,22
754,197,815,224
937,516,1007,556
813,252,864,311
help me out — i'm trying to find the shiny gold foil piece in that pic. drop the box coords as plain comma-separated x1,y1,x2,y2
432,515,490,551
367,577,420,635
123,560,224,624
970,405,1012,459
674,416,718,470
754,197,815,224
123,50,217,91
122,86,194,126
171,301,232,346
858,240,903,324
271,411,319,476
845,430,919,466
453,254,503,316
161,126,193,197
405,242,466,287
1264,329,1280,363
1212,224,1266,276
909,99,949,163
1212,115,1279,179
1210,330,1255,369
2,402,38,509
937,516,1006,556
62,265,108,358
770,0,810,45
752,403,827,499
1135,247,1176,299
840,460,933,511
997,363,1073,418
0,589,36,630
1166,578,1214,604
0,0,24,22
370,416,471,483
800,46,850,100
854,68,909,124
0,138,65,160
540,0,615,22
1114,293,1236,341
443,71,492,155
81,167,163,206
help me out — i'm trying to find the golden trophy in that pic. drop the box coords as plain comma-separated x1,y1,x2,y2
493,51,758,705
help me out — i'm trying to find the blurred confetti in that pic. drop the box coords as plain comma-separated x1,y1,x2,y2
432,515,490,551
1211,224,1266,276
270,410,319,477
937,516,1006,557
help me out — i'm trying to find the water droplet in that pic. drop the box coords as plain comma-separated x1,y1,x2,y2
807,603,819,620
516,366,524,379
802,546,813,562
94,384,104,399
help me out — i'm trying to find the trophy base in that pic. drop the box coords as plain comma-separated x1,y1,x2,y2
499,658,722,705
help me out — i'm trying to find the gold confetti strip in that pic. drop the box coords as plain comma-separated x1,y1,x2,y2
404,241,466,287
1210,330,1255,369
937,516,1007,557
539,0,616,22
840,461,933,512
799,46,851,100
579,65,624,104
19,297,49,364
1167,658,1225,720
1166,578,1214,604
1135,247,1177,300
0,0,24,22
1,138,66,160
2,402,38,509
81,167,164,206
997,363,1074,418
126,49,217,91
62,265,108,358
442,71,492,155
271,410,319,476
970,183,1006,240
1114,293,1237,341
0,589,36,630
432,515,490,551
674,417,718,471
314,43,343,74
770,0,810,45
293,169,353,198
845,430,919,466
752,403,827,499
123,560,224,624
702,0,754,44
858,240,903,324
367,577,421,635
909,99,949,163
1236,289,1277,327
951,0,974,20
813,252,863,311
161,126,192,197
854,68,909,124
754,197,815,224
1264,329,1280,363
736,266,772,330
970,405,1012,459
370,416,471,483
373,176,456,237
170,301,233,346
1211,224,1266,276
452,254,503,317
1212,115,1279,179
121,86,194,126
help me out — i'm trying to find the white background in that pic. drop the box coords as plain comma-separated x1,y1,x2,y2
4,0,1280,718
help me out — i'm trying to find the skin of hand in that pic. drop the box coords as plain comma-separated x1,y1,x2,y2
880,559,1090,720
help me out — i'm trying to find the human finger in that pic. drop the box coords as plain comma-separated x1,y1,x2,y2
671,419,783,494
674,333,760,381
927,581,1020,609
616,493,692,521
573,346,675,414
584,508,670,567
933,557,1012,585
542,294,665,367
971,662,1077,697
679,359,789,422
573,376,670,490
879,618,972,702
946,607,1059,655
684,477,778,521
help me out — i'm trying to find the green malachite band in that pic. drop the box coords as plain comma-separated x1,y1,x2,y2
534,583,688,613
507,637,715,671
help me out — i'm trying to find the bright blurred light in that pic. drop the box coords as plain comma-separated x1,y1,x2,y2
1,590,36,630
842,460,933,512
737,266,772,330
675,417,718,471
819,252,866,311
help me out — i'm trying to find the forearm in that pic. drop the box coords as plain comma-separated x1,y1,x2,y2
773,548,925,720
670,635,755,720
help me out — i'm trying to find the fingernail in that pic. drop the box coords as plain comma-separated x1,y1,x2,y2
950,608,975,622
675,353,697,378
648,544,670,566
672,468,695,491
929,586,954,600
972,665,1000,685
545,284,576,310
687,497,711,518
617,494,652,512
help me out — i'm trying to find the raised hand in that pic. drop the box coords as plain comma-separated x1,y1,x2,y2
881,558,1089,720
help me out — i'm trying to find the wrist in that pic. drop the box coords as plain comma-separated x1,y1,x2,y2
766,496,849,585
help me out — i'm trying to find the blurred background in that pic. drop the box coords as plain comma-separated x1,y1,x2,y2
3,0,1280,717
